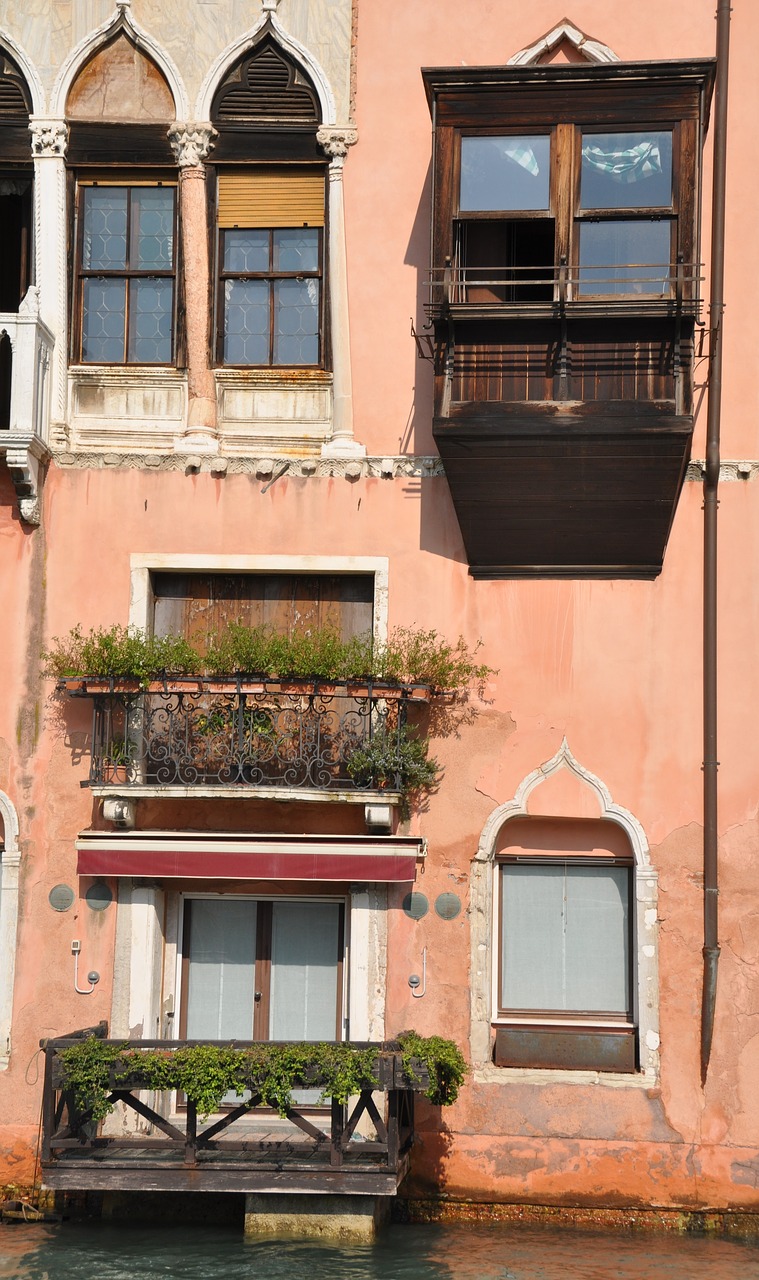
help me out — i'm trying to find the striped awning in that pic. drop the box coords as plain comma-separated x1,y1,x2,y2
76,831,425,883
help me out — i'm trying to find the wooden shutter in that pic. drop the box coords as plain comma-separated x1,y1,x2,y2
217,167,325,229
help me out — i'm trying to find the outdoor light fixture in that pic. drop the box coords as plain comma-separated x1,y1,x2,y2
71,940,99,995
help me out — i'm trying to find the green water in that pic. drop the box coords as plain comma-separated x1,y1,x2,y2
1,1223,759,1280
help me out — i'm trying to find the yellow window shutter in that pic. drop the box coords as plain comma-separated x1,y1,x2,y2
217,168,325,228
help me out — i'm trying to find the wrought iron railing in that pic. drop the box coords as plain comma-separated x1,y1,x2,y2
425,257,703,314
67,676,428,793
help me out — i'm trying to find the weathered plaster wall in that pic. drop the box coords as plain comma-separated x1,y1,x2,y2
0,0,758,1213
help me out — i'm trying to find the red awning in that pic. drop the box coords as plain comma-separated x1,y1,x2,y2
75,832,424,883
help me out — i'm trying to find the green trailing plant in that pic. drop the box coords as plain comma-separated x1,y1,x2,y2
57,1035,465,1121
396,1030,468,1106
346,723,440,819
43,623,495,697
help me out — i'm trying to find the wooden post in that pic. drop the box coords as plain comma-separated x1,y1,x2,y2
184,1100,197,1166
386,1089,399,1172
330,1097,344,1168
41,1045,54,1162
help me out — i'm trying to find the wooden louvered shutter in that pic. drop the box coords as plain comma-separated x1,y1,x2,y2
217,168,325,229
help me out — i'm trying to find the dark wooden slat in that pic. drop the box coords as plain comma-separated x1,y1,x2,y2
114,1091,186,1143
197,1098,262,1145
283,1108,329,1144
330,1098,344,1169
184,1101,197,1166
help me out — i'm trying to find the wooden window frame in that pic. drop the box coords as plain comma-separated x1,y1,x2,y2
496,854,636,1027
178,894,347,1045
72,175,178,367
454,121,683,303
216,223,324,368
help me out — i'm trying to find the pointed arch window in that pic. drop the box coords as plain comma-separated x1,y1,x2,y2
211,38,327,370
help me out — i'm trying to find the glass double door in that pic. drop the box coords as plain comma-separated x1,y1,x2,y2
180,897,344,1045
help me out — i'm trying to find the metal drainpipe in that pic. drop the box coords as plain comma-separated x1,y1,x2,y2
701,0,732,1087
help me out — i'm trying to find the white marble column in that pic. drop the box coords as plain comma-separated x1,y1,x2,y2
317,127,365,458
29,118,69,445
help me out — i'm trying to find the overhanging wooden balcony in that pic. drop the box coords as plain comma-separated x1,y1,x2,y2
40,1028,422,1196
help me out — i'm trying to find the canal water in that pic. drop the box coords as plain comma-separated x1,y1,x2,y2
2,1222,759,1280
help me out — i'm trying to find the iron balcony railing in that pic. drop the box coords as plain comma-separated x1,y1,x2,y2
65,676,430,794
425,257,703,316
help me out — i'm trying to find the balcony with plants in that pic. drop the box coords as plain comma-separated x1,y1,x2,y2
40,1023,467,1196
44,623,492,813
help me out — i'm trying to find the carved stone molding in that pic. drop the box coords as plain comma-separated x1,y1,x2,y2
317,126,358,159
168,123,218,167
50,450,445,479
5,436,50,526
29,119,69,158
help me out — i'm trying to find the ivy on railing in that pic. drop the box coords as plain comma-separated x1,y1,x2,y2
56,1035,468,1121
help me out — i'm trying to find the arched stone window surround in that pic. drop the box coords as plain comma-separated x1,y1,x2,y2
196,17,336,126
470,739,660,1084
50,3,189,120
508,20,620,66
0,790,21,1069
0,29,44,115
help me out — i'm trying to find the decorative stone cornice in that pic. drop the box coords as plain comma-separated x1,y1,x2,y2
317,126,358,159
167,122,218,168
29,118,68,158
50,450,445,479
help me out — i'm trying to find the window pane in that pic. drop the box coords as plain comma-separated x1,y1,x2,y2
82,188,127,270
223,279,269,364
460,136,550,212
81,278,126,362
223,229,269,273
185,899,256,1040
128,277,173,362
273,278,319,365
581,131,673,210
578,220,671,295
269,901,340,1041
501,864,630,1013
273,228,319,273
131,188,174,269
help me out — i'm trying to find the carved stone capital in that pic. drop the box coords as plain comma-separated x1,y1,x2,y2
317,126,358,159
29,118,68,158
261,0,281,10
168,122,218,168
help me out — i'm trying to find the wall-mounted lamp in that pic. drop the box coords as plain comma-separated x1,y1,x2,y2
408,946,427,999
71,940,100,995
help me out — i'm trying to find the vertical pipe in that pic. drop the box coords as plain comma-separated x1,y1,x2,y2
701,0,732,1086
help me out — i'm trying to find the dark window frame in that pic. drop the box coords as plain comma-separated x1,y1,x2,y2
178,895,346,1045
496,853,636,1026
454,120,683,302
73,176,178,367
216,222,324,369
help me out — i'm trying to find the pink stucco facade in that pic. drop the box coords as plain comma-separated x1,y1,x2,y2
0,0,758,1214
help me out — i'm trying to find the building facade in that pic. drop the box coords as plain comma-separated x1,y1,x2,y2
0,0,758,1218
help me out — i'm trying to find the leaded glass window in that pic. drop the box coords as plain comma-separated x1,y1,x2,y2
77,184,176,364
220,226,321,366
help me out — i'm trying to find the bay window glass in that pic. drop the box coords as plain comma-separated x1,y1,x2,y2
77,183,176,364
460,134,550,211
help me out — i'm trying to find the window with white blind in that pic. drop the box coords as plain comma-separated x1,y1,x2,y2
216,168,325,367
493,817,638,1073
180,896,345,1045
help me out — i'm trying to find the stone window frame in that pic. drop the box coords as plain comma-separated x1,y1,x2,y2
470,739,660,1087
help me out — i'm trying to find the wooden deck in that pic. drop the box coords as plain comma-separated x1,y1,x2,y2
40,1029,420,1196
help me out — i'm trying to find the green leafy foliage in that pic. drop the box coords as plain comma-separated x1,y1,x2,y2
42,625,199,688
397,1030,468,1106
43,623,495,696
58,1035,466,1121
346,724,440,819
